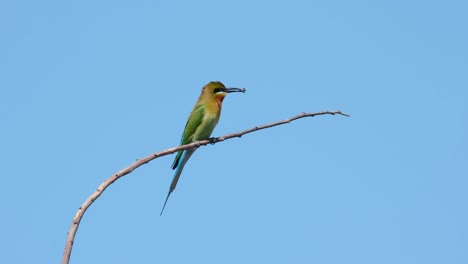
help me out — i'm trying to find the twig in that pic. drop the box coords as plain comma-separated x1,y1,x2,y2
62,110,349,264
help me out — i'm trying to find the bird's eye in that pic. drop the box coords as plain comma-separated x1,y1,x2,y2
213,88,225,94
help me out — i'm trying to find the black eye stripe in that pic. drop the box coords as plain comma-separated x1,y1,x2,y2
214,88,224,93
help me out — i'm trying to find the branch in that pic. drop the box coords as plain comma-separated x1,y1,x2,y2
62,110,349,264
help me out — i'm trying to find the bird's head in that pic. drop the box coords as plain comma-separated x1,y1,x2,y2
202,81,246,104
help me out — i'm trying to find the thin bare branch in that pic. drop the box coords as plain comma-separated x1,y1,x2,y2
62,110,349,264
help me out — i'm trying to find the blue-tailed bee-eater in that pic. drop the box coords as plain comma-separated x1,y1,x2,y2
160,81,245,215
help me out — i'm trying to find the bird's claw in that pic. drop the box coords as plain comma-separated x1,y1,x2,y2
208,137,217,144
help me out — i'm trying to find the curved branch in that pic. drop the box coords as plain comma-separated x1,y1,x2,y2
62,110,349,264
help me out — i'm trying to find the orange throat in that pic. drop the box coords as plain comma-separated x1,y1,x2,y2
215,94,226,105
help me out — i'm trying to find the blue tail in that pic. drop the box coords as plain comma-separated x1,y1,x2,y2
160,149,195,216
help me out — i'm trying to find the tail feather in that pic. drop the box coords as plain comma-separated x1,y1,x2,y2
160,149,195,216
171,150,183,170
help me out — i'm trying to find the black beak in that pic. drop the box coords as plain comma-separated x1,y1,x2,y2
226,88,246,93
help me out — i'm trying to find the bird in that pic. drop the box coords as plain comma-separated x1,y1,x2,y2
160,81,246,215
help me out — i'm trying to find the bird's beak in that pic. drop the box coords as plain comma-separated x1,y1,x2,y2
226,88,246,93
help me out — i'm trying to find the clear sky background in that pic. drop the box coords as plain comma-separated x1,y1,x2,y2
1,1,467,263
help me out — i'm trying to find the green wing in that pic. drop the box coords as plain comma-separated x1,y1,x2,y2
171,105,205,170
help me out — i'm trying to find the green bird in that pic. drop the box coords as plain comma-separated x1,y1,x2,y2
160,81,246,215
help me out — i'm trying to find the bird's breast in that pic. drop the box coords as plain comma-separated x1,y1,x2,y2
193,113,219,140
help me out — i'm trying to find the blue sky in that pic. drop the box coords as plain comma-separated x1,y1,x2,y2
1,1,467,263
